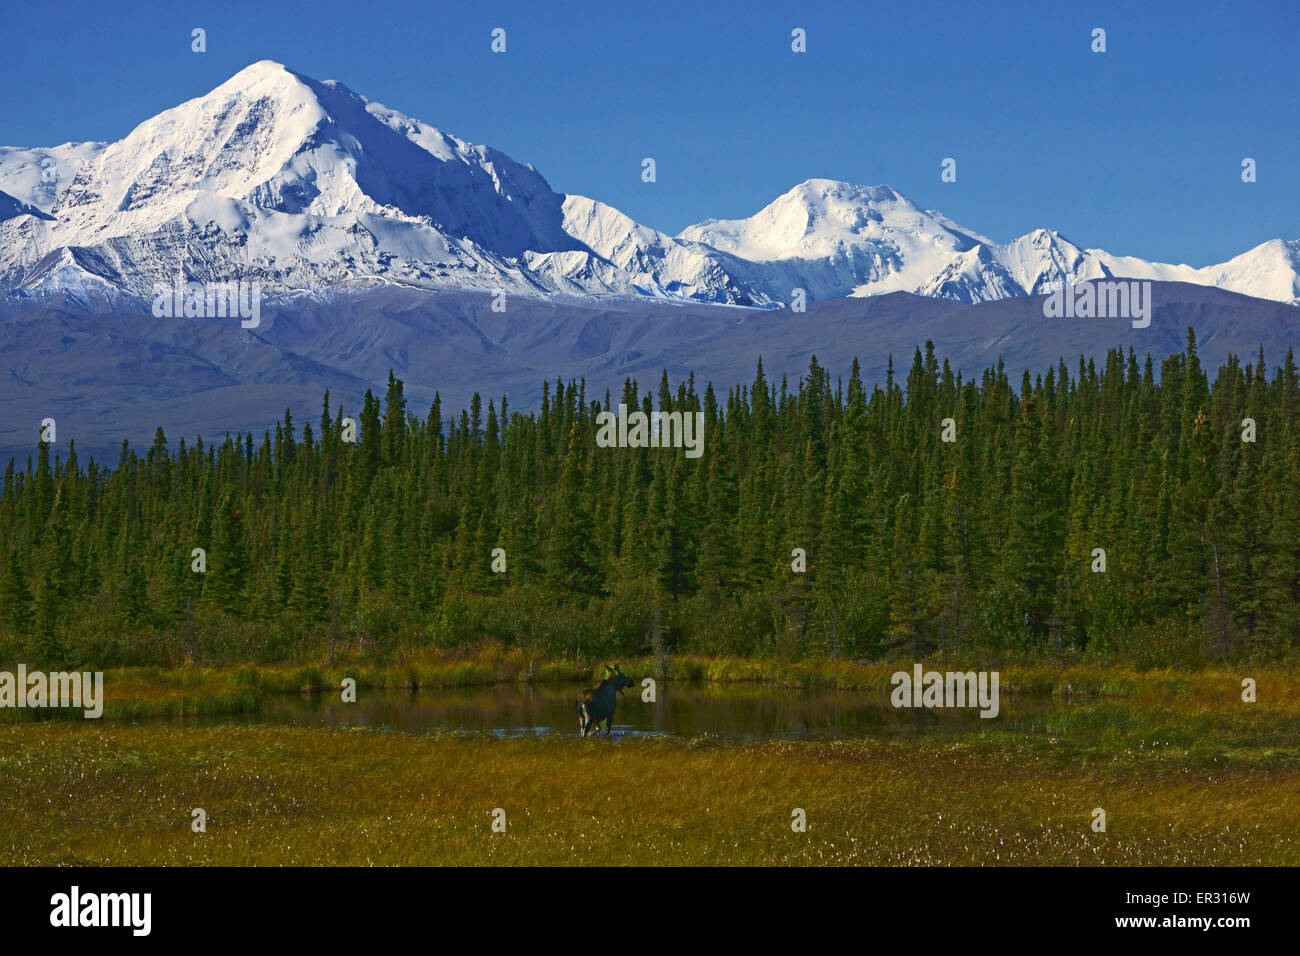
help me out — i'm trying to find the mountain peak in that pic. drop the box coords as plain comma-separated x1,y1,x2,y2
224,59,295,80
205,60,324,107
677,177,975,269
784,179,903,204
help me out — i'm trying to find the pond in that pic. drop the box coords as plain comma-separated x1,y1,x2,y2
142,682,1070,741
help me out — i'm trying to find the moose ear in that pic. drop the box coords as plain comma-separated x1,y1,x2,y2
604,664,613,674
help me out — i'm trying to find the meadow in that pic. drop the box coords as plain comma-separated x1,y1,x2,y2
1,653,1297,866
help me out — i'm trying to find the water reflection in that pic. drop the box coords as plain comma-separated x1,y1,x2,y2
143,682,1064,741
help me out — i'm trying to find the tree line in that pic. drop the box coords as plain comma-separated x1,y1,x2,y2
1,328,1297,668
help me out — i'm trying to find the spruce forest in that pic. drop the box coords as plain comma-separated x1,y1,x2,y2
1,329,1297,669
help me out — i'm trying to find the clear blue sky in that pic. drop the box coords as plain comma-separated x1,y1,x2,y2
4,0,1296,265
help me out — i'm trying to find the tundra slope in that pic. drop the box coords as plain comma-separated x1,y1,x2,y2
2,280,1295,464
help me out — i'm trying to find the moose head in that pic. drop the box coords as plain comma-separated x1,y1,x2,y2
605,663,635,694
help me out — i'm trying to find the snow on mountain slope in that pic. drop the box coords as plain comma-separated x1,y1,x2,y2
43,61,586,261
680,180,982,261
676,183,1298,306
677,179,1000,302
559,195,766,303
988,229,1101,294
14,247,133,311
978,230,1300,304
916,244,1022,302
0,61,611,299
0,142,106,213
1191,240,1300,304
0,62,1295,308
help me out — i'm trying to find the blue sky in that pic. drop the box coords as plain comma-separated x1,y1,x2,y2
4,0,1296,264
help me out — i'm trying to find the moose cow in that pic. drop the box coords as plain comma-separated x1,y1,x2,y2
578,663,635,737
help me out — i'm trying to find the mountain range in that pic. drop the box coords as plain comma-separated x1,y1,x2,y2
2,61,1298,464
2,60,1297,310
3,281,1297,466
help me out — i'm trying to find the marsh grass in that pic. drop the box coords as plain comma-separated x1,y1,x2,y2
3,652,1295,866
1,723,1296,866
4,648,1294,721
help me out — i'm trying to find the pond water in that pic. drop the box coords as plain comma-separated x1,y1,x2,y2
149,682,1069,741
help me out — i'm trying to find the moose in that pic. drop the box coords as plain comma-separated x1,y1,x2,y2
578,663,635,737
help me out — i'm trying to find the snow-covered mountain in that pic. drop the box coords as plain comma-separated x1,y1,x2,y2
675,181,1300,306
1,61,1295,309
678,180,1001,302
0,142,107,213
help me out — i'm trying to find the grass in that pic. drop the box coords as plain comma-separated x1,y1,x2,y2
2,651,1296,865
0,723,1296,866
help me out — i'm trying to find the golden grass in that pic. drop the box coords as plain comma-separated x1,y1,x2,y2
4,652,1295,866
1,722,1296,866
